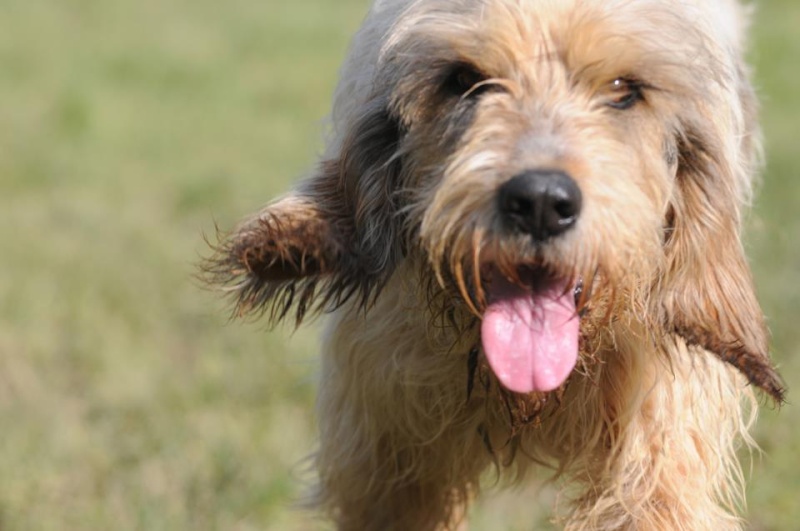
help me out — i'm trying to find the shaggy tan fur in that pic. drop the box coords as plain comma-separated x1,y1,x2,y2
204,0,784,529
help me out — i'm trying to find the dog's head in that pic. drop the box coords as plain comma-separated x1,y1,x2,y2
205,0,783,401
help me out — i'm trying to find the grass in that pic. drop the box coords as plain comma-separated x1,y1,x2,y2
0,1,797,529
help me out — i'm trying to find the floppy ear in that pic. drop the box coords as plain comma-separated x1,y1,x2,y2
660,83,784,402
203,98,405,325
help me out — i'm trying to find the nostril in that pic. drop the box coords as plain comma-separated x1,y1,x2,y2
554,199,578,220
505,196,532,216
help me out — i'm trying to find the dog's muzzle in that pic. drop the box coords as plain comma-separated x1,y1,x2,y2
479,170,583,394
498,169,582,241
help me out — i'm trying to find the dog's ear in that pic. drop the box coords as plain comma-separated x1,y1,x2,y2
660,84,784,402
203,98,405,325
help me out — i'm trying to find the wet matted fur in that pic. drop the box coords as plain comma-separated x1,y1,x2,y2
204,0,784,529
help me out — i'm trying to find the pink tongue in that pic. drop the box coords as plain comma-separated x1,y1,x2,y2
481,276,579,393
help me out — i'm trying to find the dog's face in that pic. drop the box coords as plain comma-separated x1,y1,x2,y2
206,0,783,400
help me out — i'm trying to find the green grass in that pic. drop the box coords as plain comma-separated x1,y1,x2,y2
0,1,797,529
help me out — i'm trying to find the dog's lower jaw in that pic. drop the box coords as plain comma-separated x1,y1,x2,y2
310,267,752,531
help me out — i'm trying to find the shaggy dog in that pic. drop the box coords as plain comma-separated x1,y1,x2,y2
205,0,784,528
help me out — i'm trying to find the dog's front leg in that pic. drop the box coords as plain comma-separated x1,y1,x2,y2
307,282,488,531
561,339,754,531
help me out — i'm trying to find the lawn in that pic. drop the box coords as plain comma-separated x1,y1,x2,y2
0,1,797,529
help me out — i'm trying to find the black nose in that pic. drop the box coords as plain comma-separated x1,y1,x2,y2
498,170,582,241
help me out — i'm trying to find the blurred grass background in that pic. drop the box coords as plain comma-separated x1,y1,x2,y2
0,0,796,529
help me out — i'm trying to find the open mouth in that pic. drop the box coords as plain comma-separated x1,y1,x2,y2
480,266,582,394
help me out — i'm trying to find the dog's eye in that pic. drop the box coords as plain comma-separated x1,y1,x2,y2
607,78,644,110
444,64,489,98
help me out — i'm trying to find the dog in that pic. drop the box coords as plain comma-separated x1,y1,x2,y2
204,0,785,528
